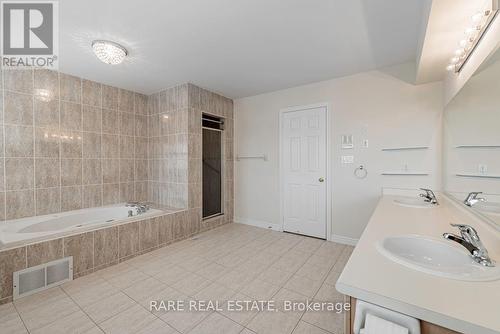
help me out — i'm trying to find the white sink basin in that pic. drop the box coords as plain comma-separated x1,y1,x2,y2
377,235,500,281
393,197,435,209
475,202,500,217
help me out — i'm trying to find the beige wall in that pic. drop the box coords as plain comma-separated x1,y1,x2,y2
234,66,443,241
0,69,149,221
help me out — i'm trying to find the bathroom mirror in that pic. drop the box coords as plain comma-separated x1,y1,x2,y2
443,44,500,228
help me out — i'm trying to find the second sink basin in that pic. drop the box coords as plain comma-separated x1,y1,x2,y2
377,235,500,281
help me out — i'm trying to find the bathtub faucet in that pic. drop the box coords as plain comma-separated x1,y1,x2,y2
126,202,150,214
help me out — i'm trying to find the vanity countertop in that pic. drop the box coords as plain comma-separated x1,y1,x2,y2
336,194,500,334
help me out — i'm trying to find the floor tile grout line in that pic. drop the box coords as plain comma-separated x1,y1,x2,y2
60,285,107,333
293,243,351,334
116,262,219,334
300,318,336,334
11,300,30,334
266,240,347,333
98,295,158,334
17,287,85,334
120,228,304,332
126,282,210,334
8,225,348,334
80,290,138,325
266,242,318,334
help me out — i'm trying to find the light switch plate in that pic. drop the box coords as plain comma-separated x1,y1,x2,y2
341,135,354,149
342,155,354,164
479,164,488,174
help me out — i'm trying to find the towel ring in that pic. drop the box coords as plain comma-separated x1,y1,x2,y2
354,165,368,179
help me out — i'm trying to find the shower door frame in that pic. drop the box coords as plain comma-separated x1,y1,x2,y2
202,117,225,220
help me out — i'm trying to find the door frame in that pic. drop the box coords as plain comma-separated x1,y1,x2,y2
279,103,332,241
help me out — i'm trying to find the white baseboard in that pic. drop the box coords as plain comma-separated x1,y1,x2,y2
331,234,358,246
235,218,359,246
234,217,282,232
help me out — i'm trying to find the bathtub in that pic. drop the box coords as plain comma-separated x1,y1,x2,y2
0,204,165,249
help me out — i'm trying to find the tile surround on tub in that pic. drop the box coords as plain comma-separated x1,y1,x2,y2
35,158,60,188
64,232,95,275
0,208,214,304
0,79,234,304
26,238,63,267
118,221,141,259
35,187,61,215
94,226,119,267
0,69,150,220
0,246,26,300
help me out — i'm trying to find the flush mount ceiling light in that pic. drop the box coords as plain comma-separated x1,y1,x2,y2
447,0,499,73
91,40,128,65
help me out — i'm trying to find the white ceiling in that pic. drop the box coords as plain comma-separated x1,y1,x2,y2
60,0,427,98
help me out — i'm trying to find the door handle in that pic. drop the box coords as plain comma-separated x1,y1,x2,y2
318,177,325,182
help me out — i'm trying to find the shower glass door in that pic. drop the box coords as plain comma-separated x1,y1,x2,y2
202,125,223,218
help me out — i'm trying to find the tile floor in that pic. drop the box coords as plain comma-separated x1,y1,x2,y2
0,224,354,334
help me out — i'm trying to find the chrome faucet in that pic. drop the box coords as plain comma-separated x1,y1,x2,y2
419,188,439,205
126,202,150,215
443,223,494,267
464,192,486,207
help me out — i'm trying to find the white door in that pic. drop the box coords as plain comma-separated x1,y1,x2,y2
281,106,327,239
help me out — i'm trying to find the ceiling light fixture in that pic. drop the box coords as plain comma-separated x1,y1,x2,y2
447,0,499,72
91,40,128,65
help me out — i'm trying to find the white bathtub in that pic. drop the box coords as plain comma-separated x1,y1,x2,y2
0,204,165,249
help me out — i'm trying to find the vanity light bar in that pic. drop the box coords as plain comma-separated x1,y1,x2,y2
447,0,500,73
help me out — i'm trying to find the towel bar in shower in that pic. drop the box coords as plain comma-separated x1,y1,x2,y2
236,154,268,161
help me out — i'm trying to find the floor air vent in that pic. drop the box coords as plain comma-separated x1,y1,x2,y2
13,257,73,299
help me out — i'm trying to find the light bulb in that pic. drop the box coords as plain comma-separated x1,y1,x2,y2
450,57,460,64
446,64,456,71
459,39,468,48
471,12,484,23
454,49,465,56
465,26,479,36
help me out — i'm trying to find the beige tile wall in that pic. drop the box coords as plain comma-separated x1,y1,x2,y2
147,83,234,233
0,69,149,221
187,84,234,232
0,209,197,305
147,84,189,209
